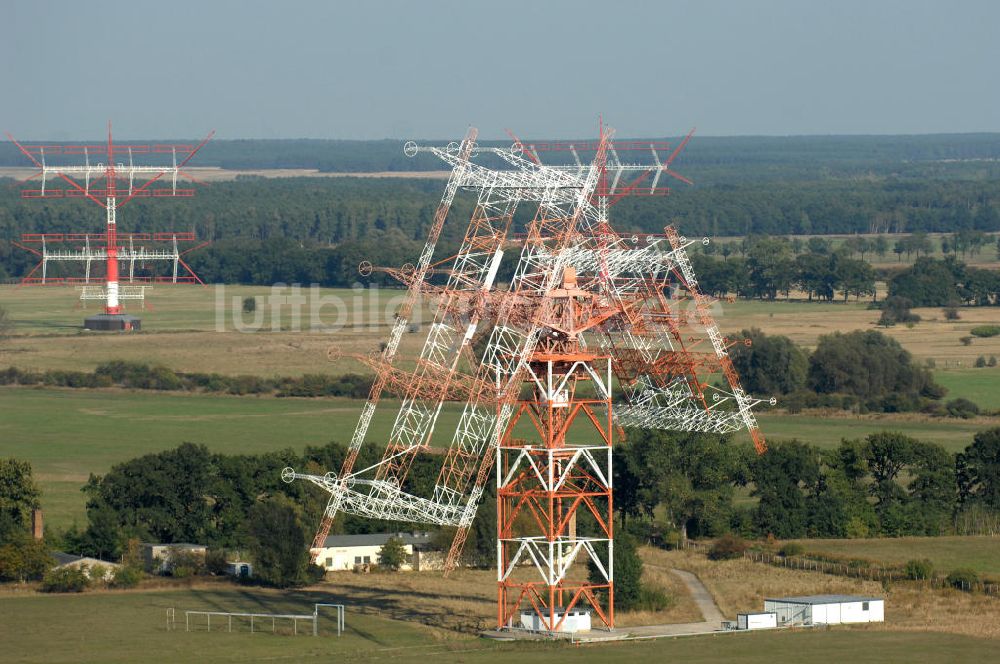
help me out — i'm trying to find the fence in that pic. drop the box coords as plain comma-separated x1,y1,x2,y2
683,540,1000,597
167,603,345,637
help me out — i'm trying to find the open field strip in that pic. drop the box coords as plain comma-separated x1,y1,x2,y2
3,386,995,530
0,284,433,375
0,387,458,530
6,285,1000,372
744,410,995,450
789,536,1000,575
0,580,997,663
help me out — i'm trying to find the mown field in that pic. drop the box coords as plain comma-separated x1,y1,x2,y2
0,387,453,530
790,536,1000,575
7,284,1000,372
2,385,994,531
0,284,433,376
0,583,996,664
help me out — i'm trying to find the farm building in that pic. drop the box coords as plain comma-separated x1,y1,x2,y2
140,542,207,573
51,552,120,581
314,531,443,571
763,595,884,626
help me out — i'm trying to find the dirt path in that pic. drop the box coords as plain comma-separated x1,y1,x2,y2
668,567,726,624
620,565,726,638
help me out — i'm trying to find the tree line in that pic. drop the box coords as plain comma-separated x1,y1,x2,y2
2,173,1000,285
0,361,373,398
616,426,1000,543
730,328,949,414
6,418,998,587
4,134,1000,182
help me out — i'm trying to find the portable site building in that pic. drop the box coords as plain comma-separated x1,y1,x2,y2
737,612,778,630
763,595,884,625
519,608,592,633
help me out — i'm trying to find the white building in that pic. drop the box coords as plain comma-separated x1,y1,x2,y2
140,542,207,573
736,611,778,630
763,595,884,626
51,552,120,581
520,608,591,633
313,532,440,572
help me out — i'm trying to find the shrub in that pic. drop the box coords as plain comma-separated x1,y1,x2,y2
971,325,1000,338
990,356,998,367
708,534,748,561
242,297,256,313
41,566,90,593
635,586,673,612
943,306,960,321
88,563,108,585
166,547,206,578
377,537,408,572
778,542,804,557
975,355,987,368
947,568,980,591
945,398,980,419
205,549,229,575
960,336,973,346
110,565,143,589
904,558,934,580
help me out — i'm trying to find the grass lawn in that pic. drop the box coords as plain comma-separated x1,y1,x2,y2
0,284,433,376
0,585,996,664
0,387,462,530
746,411,990,452
3,385,996,529
7,284,1000,377
934,368,1000,411
791,536,1000,575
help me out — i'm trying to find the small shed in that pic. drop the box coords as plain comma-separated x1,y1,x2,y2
737,611,778,630
519,608,591,633
764,595,884,625
225,561,253,578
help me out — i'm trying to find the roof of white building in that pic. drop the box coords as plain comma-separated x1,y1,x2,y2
321,531,435,548
52,552,120,568
766,595,882,605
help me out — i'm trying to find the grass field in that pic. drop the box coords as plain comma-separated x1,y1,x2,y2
0,386,462,530
3,386,994,530
3,384,995,530
747,411,990,451
791,536,1000,575
0,284,433,375
933,368,1000,410
7,284,1000,376
0,583,997,663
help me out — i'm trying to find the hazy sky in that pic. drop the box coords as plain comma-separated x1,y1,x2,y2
3,0,998,140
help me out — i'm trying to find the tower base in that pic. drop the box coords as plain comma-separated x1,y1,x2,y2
84,314,141,331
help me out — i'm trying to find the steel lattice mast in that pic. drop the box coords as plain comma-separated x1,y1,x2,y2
284,123,770,632
7,124,213,329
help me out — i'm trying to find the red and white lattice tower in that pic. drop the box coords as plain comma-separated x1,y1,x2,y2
283,122,770,634
6,124,213,330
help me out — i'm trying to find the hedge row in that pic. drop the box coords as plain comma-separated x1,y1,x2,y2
0,361,373,398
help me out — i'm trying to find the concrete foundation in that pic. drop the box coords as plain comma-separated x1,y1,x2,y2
84,314,141,331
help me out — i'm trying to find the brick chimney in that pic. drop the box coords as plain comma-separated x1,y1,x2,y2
31,508,43,540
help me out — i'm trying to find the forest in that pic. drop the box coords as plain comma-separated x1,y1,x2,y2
2,173,1000,286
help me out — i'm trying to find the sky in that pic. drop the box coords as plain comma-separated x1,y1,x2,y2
2,0,999,141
